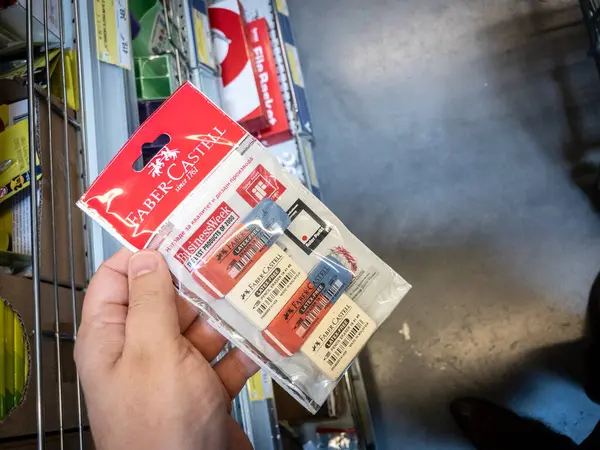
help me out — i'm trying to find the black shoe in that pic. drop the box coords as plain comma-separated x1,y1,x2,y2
585,271,600,405
587,271,600,338
450,397,577,450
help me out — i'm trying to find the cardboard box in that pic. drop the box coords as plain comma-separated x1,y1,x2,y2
247,18,293,147
0,79,87,288
0,274,85,439
131,0,169,57
273,382,344,423
209,0,267,132
0,0,59,44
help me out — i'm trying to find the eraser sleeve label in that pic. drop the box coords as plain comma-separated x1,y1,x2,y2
229,245,305,329
263,278,332,356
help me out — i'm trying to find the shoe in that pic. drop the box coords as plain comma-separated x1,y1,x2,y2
450,397,577,450
585,271,600,405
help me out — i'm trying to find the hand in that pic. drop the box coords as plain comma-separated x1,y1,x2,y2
75,248,258,450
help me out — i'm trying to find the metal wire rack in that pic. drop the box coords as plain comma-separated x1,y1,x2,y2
19,0,88,447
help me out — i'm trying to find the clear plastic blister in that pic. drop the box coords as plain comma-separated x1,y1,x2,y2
78,83,410,413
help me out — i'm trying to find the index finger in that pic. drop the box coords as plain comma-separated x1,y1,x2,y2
81,247,132,324
82,247,199,331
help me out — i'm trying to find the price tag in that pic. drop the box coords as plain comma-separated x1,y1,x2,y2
275,0,289,16
94,0,132,69
247,370,273,402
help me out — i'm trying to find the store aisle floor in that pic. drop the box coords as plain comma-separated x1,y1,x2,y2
288,0,600,448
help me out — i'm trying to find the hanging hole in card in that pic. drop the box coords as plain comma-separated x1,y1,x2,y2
133,133,171,172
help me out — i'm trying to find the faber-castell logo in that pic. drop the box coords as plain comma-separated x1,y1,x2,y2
124,126,229,229
147,146,180,178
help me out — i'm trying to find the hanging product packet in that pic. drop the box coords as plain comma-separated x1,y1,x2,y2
77,82,411,413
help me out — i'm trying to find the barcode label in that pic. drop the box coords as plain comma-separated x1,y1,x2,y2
255,266,298,317
227,231,267,279
257,286,281,316
326,319,364,367
326,279,343,300
277,273,293,291
229,246,305,330
301,295,376,379
296,296,330,338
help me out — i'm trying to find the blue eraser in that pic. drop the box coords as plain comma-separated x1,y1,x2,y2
307,255,353,304
242,198,291,247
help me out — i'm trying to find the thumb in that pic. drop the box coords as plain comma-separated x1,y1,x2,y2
125,250,179,350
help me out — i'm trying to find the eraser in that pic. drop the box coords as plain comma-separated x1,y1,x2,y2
191,199,290,297
228,245,305,329
300,295,376,380
262,256,354,356
312,256,353,304
262,278,332,356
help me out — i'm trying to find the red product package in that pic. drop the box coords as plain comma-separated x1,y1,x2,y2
209,0,267,132
77,84,247,251
246,18,293,147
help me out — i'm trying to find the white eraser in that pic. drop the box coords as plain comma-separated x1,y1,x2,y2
300,294,376,379
229,245,305,330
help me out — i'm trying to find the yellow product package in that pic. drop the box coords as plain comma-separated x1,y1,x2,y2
0,119,42,204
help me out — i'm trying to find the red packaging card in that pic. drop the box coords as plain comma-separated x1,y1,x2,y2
209,0,267,132
77,82,247,251
247,18,293,147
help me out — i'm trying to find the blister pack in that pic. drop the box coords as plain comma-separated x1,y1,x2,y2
78,82,411,413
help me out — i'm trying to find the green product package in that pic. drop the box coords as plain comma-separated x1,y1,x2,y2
0,299,28,420
135,55,178,100
132,1,169,57
13,314,24,404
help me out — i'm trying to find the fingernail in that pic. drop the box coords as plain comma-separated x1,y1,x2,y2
130,251,159,278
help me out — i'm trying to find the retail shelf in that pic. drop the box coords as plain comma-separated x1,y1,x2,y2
167,0,196,67
188,0,217,73
196,65,223,106
271,0,314,139
241,0,318,197
3,0,368,447
0,0,59,44
237,372,283,450
297,135,321,199
78,0,137,268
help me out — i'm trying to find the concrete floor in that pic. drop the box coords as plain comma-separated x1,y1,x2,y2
288,0,600,448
